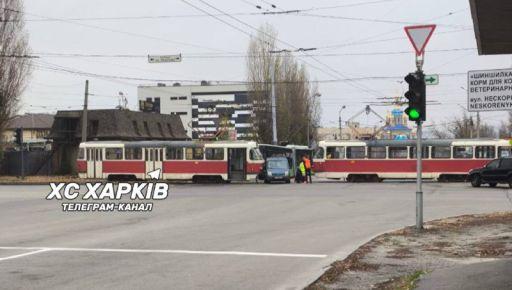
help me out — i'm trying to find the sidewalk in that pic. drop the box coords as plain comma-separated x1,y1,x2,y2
417,259,512,290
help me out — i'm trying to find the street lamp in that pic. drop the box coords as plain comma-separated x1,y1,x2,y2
338,105,346,140
307,93,321,147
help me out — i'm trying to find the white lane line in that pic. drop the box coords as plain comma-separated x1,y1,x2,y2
0,249,50,261
0,246,326,259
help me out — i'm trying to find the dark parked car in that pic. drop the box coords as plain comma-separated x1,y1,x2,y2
468,157,512,188
262,157,291,184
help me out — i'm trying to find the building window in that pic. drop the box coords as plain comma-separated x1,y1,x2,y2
326,146,344,159
170,96,178,100
453,146,474,159
368,147,386,159
167,123,173,136
178,96,187,100
132,121,140,136
157,123,164,137
89,120,99,136
143,121,151,136
166,147,183,160
105,148,123,160
389,147,408,159
185,148,204,160
475,146,495,159
205,148,224,160
125,148,142,160
346,146,365,159
432,146,451,159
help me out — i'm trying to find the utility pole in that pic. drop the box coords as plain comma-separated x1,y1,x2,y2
476,112,480,138
270,62,277,145
81,80,89,143
338,105,346,139
269,47,316,145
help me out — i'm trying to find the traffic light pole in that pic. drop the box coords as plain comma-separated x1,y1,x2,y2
416,120,423,230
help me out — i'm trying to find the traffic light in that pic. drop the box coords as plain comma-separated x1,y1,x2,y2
404,71,426,123
14,128,23,145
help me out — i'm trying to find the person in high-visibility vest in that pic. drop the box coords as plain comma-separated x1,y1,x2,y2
298,160,306,183
303,155,312,183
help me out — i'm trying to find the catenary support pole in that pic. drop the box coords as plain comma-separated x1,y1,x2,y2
476,112,480,138
270,63,277,145
81,80,89,143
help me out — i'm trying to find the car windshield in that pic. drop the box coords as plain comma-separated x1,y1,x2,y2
267,159,288,169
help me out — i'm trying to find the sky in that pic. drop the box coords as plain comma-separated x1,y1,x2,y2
18,0,512,132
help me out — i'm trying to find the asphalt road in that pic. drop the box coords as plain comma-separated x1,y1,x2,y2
0,181,511,290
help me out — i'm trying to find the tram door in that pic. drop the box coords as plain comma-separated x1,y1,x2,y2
86,148,103,178
228,148,246,181
145,148,163,179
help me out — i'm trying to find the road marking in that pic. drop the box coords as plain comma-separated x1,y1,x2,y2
0,246,326,259
0,249,50,261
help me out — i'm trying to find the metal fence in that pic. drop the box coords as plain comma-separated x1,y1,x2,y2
0,151,53,176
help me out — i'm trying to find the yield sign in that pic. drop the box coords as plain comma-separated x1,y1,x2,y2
404,24,436,56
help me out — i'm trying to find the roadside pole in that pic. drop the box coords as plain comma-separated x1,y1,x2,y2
416,120,423,229
20,128,24,180
81,80,89,143
404,24,436,230
270,64,278,145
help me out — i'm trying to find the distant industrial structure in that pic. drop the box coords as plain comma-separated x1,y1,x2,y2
138,83,254,140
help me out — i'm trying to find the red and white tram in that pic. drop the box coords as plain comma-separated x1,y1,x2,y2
313,139,512,181
76,140,264,182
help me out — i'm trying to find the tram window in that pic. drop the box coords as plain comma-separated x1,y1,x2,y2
431,146,451,159
314,147,325,159
105,148,123,160
346,146,365,159
186,148,204,160
409,147,429,159
389,147,408,159
475,146,495,159
205,148,224,160
326,146,344,159
166,147,183,160
250,149,263,160
78,148,85,160
125,148,142,160
453,146,474,159
498,146,512,157
368,147,386,159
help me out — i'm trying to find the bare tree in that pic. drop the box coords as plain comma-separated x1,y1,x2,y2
498,112,512,138
431,111,495,139
246,24,320,145
0,0,32,142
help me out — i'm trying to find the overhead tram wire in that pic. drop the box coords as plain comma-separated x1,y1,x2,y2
0,7,231,53
0,0,401,22
25,47,476,59
184,0,385,98
317,8,471,51
26,58,469,84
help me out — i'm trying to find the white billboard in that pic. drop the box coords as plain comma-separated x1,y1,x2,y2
468,68,512,112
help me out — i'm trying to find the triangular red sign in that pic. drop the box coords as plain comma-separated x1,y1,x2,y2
404,24,436,56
